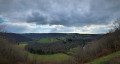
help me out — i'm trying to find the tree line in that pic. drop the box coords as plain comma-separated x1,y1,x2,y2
25,38,92,55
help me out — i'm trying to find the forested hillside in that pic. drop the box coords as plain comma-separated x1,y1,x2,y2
0,32,32,43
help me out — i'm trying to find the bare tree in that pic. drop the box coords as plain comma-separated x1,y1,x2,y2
0,22,5,32
0,22,7,39
110,19,120,33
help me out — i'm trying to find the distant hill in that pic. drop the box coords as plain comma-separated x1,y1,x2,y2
21,33,103,39
0,32,32,43
21,33,69,39
0,33,103,43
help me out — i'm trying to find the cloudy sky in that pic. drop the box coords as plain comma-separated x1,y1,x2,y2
0,0,120,34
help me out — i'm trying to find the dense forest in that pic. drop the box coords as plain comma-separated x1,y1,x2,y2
25,39,91,54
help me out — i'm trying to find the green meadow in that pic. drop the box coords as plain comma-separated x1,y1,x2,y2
15,43,70,62
37,38,58,43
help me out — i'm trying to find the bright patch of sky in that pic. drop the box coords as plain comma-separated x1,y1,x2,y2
0,18,5,23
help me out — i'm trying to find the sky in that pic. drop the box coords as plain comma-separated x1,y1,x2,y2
0,0,120,34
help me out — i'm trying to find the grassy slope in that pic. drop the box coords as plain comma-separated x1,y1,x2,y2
15,44,70,62
38,38,58,43
86,51,120,64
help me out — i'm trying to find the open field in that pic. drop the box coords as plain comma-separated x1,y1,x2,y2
15,43,70,62
37,38,59,43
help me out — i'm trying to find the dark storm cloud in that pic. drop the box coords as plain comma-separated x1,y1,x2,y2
0,0,120,27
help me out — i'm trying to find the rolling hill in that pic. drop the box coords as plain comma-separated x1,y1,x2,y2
0,32,32,43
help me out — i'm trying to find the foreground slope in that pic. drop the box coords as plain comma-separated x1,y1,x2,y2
86,51,120,64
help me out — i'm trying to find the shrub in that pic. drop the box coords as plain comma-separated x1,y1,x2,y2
95,49,112,58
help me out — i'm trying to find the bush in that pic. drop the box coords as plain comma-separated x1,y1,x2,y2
0,37,29,64
95,49,112,58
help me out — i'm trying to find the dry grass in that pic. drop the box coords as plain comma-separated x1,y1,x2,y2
104,55,120,64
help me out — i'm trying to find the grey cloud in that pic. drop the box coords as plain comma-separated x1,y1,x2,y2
50,26,75,33
3,22,53,33
0,0,120,27
4,23,30,33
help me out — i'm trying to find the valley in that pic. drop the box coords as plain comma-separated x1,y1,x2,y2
0,33,102,62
